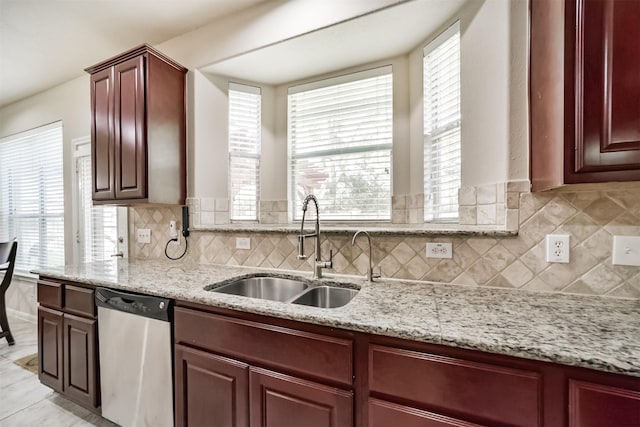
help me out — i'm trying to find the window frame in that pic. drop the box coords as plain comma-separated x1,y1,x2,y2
287,66,394,222
423,21,462,223
228,82,262,222
0,122,65,274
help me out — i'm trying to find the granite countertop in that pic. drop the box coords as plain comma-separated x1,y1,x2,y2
34,258,640,377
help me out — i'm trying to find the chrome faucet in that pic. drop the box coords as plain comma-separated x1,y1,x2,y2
352,230,380,282
297,195,333,279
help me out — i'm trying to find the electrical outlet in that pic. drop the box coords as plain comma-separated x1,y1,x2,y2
426,242,453,259
169,220,180,244
545,234,570,263
612,235,640,266
236,237,251,250
137,228,151,244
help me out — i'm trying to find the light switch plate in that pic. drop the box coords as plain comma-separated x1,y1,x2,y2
137,228,151,244
612,235,640,266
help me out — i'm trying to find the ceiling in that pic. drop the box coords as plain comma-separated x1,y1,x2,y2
0,0,266,108
202,0,467,85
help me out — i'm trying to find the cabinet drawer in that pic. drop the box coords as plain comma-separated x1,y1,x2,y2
37,280,63,309
369,345,542,427
64,285,96,318
174,307,353,387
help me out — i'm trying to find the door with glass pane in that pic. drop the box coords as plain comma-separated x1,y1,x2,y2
74,140,127,263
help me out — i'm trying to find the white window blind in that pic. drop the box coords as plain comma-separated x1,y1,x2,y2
424,21,461,222
288,66,392,221
229,83,261,221
77,154,118,263
0,122,64,272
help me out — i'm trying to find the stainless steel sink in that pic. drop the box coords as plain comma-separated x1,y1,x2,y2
211,276,309,302
290,286,358,308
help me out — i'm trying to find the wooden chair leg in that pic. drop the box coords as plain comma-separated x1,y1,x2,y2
0,295,15,346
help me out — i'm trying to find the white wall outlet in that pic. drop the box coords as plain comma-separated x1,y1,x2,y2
169,220,178,239
545,234,570,263
236,237,251,250
612,235,640,266
137,228,151,244
426,242,453,259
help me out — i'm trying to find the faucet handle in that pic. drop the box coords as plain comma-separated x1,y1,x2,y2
372,266,382,279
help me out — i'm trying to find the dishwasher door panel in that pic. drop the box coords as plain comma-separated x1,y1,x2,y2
98,306,173,427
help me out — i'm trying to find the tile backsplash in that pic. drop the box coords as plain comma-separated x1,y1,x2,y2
129,183,640,299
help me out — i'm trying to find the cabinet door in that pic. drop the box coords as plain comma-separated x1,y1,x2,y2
369,398,484,427
569,380,640,427
175,344,249,427
90,67,115,200
114,55,146,200
38,306,64,392
249,367,353,427
63,313,99,408
566,0,640,182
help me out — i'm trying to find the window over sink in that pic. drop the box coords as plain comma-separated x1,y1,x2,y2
288,66,393,221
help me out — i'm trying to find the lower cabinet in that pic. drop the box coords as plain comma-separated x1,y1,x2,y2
250,367,353,427
37,279,99,411
175,345,249,427
568,379,640,427
368,398,482,427
174,305,354,427
38,306,64,392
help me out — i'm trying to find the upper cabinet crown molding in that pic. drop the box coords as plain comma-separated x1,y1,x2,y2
530,0,640,192
86,44,187,205
84,44,187,74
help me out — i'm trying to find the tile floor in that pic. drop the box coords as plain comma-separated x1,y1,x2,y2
0,316,117,426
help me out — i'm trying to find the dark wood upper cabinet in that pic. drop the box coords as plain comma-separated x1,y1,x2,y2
85,44,187,205
530,0,640,191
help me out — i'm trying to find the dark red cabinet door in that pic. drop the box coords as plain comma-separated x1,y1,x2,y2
175,344,249,427
63,313,98,408
38,306,64,393
569,380,640,427
113,55,147,200
565,0,640,182
90,67,115,201
369,398,484,427
249,367,353,427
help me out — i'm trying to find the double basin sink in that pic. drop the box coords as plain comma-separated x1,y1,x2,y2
206,275,359,308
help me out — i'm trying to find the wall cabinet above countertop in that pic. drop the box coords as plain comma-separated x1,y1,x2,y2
34,259,640,379
85,44,187,205
530,0,640,191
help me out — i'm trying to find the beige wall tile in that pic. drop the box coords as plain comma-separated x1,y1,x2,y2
127,187,640,300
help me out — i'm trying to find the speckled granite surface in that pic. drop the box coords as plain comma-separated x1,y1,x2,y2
34,259,640,377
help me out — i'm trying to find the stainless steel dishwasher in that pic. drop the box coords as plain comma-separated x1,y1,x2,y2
95,287,173,427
